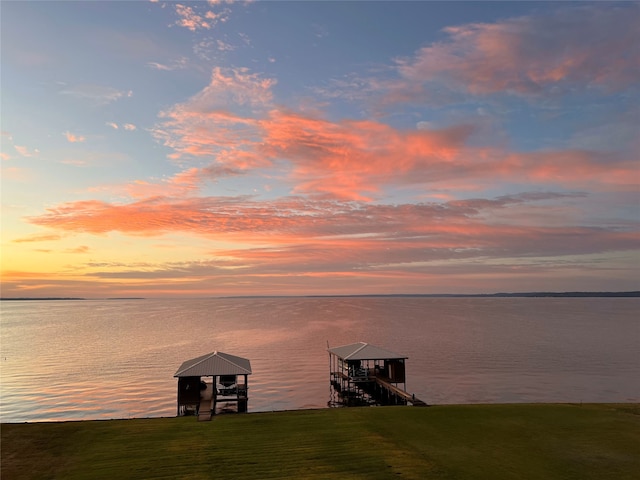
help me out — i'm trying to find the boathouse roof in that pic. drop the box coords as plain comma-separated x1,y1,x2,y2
174,351,252,377
328,342,407,361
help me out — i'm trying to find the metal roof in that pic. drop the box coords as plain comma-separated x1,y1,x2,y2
327,342,407,361
174,351,252,377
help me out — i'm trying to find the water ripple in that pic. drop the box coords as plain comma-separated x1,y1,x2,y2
1,297,638,422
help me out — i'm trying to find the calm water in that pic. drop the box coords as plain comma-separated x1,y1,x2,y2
1,297,638,422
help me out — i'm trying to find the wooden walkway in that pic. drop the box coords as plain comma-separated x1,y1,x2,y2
375,377,428,406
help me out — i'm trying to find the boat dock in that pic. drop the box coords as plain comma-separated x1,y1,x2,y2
328,342,428,407
173,343,427,422
174,351,252,421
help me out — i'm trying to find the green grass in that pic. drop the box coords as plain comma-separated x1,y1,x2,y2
2,404,639,479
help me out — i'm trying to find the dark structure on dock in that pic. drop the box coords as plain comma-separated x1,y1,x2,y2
174,351,252,421
328,342,426,407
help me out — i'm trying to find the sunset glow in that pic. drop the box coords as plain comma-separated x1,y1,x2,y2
1,1,638,297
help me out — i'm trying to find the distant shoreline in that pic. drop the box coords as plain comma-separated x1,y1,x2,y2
308,291,640,298
1,291,638,301
223,291,640,298
0,297,145,301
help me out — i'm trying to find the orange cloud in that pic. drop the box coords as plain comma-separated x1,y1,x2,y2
64,245,90,254
12,234,62,243
26,193,638,266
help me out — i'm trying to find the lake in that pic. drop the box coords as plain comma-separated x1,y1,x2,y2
1,297,638,422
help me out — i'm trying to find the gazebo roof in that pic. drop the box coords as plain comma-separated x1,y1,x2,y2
174,351,252,377
328,342,407,361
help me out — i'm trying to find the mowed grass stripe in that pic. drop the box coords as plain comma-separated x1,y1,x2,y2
2,404,639,479
196,409,407,478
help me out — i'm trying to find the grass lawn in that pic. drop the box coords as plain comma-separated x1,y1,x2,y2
2,404,639,479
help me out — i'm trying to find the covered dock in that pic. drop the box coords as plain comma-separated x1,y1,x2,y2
328,342,426,407
174,351,252,421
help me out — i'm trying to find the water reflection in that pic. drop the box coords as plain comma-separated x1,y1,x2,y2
1,297,638,422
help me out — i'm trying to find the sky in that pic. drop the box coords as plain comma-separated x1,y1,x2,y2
1,1,639,298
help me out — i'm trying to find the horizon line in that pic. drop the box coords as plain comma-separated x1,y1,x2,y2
2,291,639,301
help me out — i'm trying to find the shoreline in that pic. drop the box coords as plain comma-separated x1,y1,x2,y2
2,401,638,426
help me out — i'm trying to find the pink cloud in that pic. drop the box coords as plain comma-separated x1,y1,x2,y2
14,145,38,157
174,3,230,31
105,122,136,132
195,67,275,109
156,79,636,200
174,4,210,31
27,194,638,264
64,131,85,143
22,191,638,298
147,57,189,71
123,164,244,199
216,40,235,51
391,5,639,98
59,84,132,105
503,150,639,189
145,62,637,204
257,111,475,200
154,70,490,200
154,69,274,160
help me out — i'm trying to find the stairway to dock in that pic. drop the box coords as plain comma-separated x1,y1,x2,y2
198,398,213,421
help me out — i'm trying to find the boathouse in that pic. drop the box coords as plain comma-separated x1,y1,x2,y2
328,342,426,407
174,351,252,421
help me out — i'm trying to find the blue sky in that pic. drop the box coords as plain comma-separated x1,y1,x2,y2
1,1,638,297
